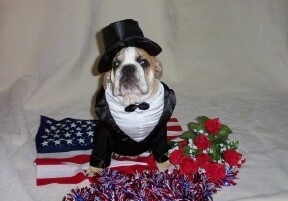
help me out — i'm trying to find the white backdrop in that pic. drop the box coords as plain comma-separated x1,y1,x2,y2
1,0,288,200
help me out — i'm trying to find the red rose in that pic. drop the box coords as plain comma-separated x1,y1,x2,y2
193,134,211,150
169,149,184,165
196,153,211,166
204,118,221,135
179,157,198,174
223,149,243,167
203,163,226,182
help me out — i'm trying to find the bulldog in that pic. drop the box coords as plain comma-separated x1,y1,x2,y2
86,19,176,176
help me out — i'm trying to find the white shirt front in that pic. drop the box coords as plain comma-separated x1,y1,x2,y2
105,81,164,142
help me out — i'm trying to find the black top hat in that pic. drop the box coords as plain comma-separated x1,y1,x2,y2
98,19,162,73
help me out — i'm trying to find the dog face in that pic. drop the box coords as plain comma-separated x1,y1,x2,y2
106,47,162,106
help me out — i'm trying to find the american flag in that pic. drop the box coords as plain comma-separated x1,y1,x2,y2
34,116,183,186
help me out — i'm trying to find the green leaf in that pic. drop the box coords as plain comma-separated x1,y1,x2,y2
211,145,221,161
207,133,217,141
183,146,191,156
219,124,232,136
211,136,228,145
196,116,209,124
211,129,230,144
167,140,178,148
180,131,196,139
192,149,200,156
188,122,198,132
188,122,205,134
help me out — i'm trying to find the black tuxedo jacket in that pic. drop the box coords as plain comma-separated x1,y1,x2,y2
90,82,176,168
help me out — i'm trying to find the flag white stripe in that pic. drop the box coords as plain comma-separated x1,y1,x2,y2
167,132,182,136
37,160,148,179
167,121,181,126
37,163,87,179
169,137,184,142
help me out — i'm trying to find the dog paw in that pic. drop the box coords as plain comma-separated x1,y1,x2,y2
86,166,103,177
157,160,175,173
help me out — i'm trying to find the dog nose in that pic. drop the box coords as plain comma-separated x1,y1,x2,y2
121,64,135,74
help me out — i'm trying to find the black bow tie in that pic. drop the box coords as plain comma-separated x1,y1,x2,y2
124,102,150,112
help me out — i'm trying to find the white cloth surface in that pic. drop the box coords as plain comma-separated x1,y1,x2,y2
0,0,288,200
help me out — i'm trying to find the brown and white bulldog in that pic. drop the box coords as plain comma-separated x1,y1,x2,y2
86,47,175,176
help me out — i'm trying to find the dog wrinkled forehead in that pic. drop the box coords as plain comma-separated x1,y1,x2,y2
114,47,145,63
116,47,139,64
112,47,152,70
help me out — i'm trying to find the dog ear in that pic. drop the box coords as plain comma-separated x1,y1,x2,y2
103,71,112,89
153,57,163,79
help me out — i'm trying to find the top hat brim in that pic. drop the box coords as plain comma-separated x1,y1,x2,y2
98,36,162,73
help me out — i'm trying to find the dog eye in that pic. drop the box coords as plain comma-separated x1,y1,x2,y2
138,59,149,68
113,60,120,68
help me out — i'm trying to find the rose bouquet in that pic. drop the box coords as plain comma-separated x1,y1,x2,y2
168,116,245,183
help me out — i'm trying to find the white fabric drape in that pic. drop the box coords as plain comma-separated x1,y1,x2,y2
1,0,288,200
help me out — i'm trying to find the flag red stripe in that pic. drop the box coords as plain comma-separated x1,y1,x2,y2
35,155,90,165
37,172,88,186
167,125,183,132
110,164,158,174
168,118,178,122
